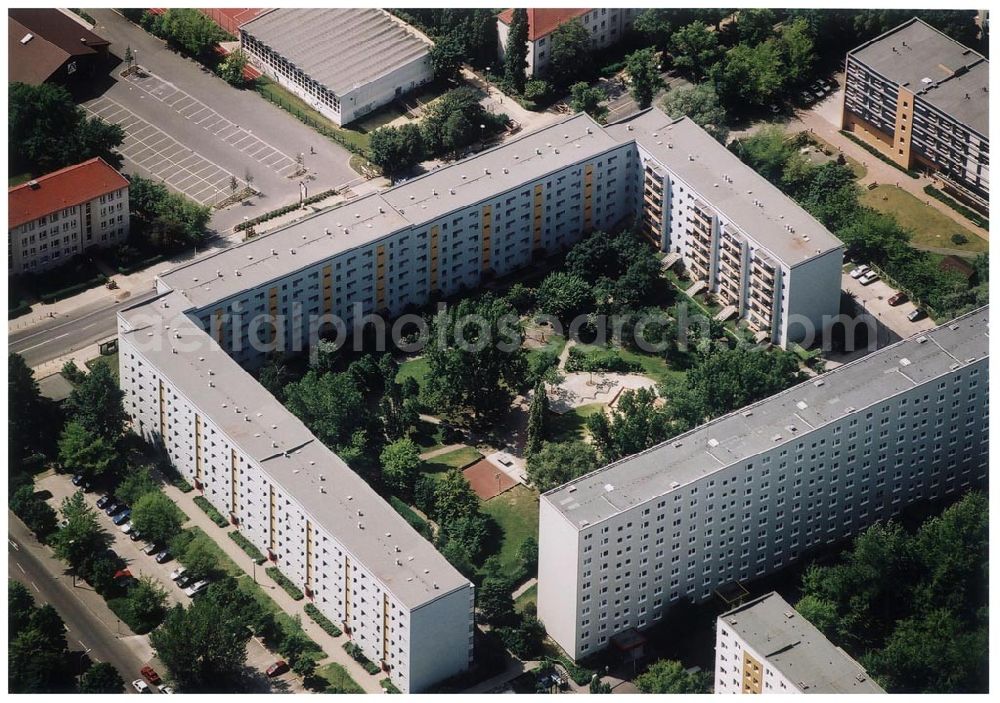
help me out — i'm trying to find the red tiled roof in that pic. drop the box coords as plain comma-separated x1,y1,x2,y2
497,8,590,41
8,158,128,230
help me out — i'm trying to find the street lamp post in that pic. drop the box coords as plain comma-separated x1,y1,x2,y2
485,66,491,92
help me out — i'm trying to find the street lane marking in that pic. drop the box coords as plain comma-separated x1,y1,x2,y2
31,581,39,592
18,332,69,353
9,539,19,551
17,562,25,573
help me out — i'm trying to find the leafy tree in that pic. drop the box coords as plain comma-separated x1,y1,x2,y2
524,382,549,457
478,576,515,626
130,492,184,546
569,82,608,123
64,356,126,443
421,87,507,156
523,79,550,104
424,294,527,423
635,659,711,693
117,466,159,505
8,596,75,693
9,484,58,539
625,48,664,109
587,388,672,463
547,20,593,88
525,441,598,492
218,49,249,87
536,272,592,322
284,370,365,453
633,8,684,52
438,537,476,580
368,124,426,180
441,512,492,563
61,360,87,386
730,126,795,186
9,82,124,175
661,84,728,143
669,23,721,80
778,18,816,87
432,469,480,526
503,8,529,93
128,575,168,630
52,491,108,572
430,35,464,82
734,8,777,45
9,580,35,640
590,677,613,694
78,662,125,693
9,353,46,466
380,438,422,495
179,533,222,580
497,612,546,658
666,347,803,430
58,421,117,481
129,176,211,251
516,536,538,579
158,8,227,58
712,40,786,108
293,653,318,680
258,355,293,401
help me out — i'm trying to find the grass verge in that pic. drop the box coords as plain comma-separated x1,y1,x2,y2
480,485,539,575
421,446,483,476
229,530,266,564
304,602,342,637
266,566,304,600
315,662,365,694
193,495,228,527
344,641,382,675
861,185,986,254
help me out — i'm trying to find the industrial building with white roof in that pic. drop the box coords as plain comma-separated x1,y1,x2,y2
118,107,851,687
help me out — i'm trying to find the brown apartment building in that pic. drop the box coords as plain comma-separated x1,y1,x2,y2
842,17,988,213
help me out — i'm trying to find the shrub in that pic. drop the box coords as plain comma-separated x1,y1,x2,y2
232,190,337,232
380,678,401,693
266,566,304,600
193,495,228,527
304,603,342,637
951,233,970,246
343,641,382,675
839,131,918,178
565,347,642,374
172,477,194,493
229,530,266,564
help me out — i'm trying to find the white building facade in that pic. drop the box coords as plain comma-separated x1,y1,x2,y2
715,592,885,694
538,308,988,661
240,8,433,126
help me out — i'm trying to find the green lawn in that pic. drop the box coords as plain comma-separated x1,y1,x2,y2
85,352,119,385
614,346,687,386
315,662,365,694
396,356,430,390
861,185,987,254
801,132,867,179
255,77,370,153
421,446,483,477
515,583,537,613
547,403,605,444
481,484,539,574
9,172,32,187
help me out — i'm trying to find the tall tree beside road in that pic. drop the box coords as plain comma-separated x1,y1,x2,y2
9,353,47,469
734,8,778,45
524,381,549,457
64,362,126,444
625,48,665,110
547,20,594,88
129,176,212,251
154,8,228,58
8,581,76,693
130,492,185,546
57,421,117,481
503,8,530,93
569,82,608,123
777,18,816,87
661,84,729,143
9,83,124,176
52,491,109,573
669,22,722,81
424,294,527,423
78,663,126,693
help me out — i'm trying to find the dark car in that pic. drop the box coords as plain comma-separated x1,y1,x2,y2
130,530,143,542
112,509,132,526
176,573,195,589
155,549,171,564
266,661,289,678
104,500,122,516
908,308,927,322
143,542,160,556
96,494,114,510
888,292,909,306
71,474,89,488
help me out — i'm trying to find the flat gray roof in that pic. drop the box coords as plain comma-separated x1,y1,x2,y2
721,592,886,693
119,293,469,609
605,110,844,267
241,8,431,96
849,17,988,136
159,112,621,310
543,307,988,528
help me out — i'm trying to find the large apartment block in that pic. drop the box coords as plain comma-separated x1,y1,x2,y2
538,308,988,661
117,109,846,687
240,8,433,126
715,592,885,694
606,110,844,347
843,17,989,212
8,157,129,275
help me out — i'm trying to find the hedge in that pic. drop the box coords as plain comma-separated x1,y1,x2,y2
172,477,194,493
266,566,304,600
229,530,266,564
255,80,369,158
233,189,338,232
304,602,342,637
116,253,168,275
380,678,401,693
839,130,918,178
565,347,642,374
343,641,382,675
923,185,989,230
389,496,432,540
9,300,32,320
39,275,107,304
193,495,228,527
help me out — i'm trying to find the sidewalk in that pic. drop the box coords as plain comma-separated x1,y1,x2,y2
158,479,386,694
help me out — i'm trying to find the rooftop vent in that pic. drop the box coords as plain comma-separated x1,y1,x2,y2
626,124,633,131
603,483,614,492
449,188,455,195
742,410,753,417
813,379,825,387
917,336,928,344
784,611,795,619
772,434,783,442
216,269,222,277
899,358,911,367
20,33,33,44
670,481,680,489
484,168,490,175
796,400,808,410
235,270,241,277
502,167,509,174
707,438,719,448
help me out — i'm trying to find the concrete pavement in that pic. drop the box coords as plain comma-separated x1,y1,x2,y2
9,511,145,693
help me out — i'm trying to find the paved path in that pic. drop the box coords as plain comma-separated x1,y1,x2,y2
157,478,386,693
512,577,537,600
419,443,467,460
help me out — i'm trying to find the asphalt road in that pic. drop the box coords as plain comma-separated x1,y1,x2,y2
9,512,142,693
8,289,157,368
86,9,358,232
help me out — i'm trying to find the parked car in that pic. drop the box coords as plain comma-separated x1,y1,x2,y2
184,579,210,597
799,90,815,104
908,308,927,322
141,666,162,686
129,530,143,542
120,522,134,534
155,549,171,564
132,680,150,694
96,494,114,510
176,573,195,589
161,686,175,695
71,474,89,489
266,661,289,678
112,509,132,526
849,264,870,279
170,566,187,582
888,292,909,306
859,271,879,285
143,542,160,556
104,500,122,516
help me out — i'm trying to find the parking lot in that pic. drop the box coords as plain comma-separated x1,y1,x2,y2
842,267,937,340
